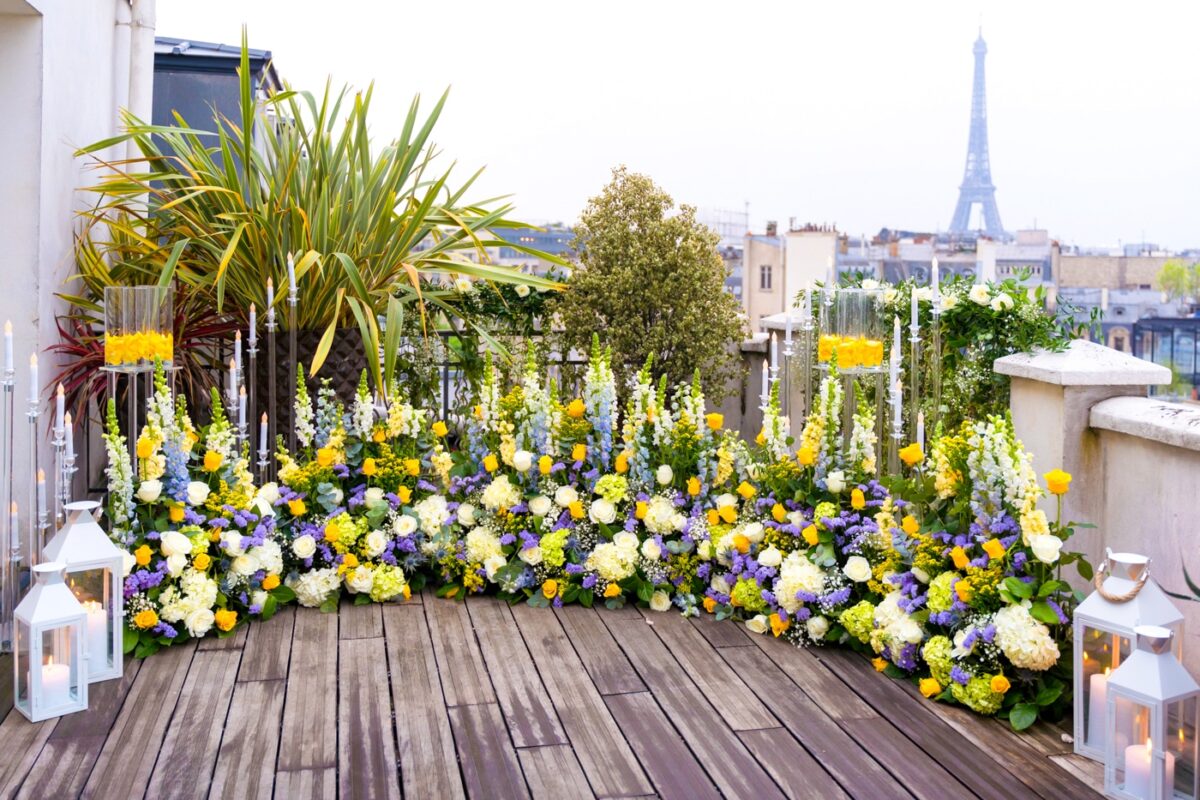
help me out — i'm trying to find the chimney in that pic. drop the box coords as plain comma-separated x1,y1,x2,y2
765,220,777,237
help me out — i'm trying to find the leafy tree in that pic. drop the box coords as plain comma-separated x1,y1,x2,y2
1156,259,1200,303
551,167,746,399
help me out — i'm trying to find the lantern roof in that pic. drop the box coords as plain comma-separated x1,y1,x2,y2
1075,575,1184,630
42,501,125,566
15,563,87,625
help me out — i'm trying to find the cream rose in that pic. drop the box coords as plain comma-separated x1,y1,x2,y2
456,502,477,527
655,464,673,486
806,615,830,640
554,486,579,508
990,292,1014,312
160,529,193,558
393,514,418,537
231,553,259,577
483,554,506,579
612,531,639,552
363,487,386,509
363,529,388,559
184,607,215,637
256,482,280,506
843,555,872,583
743,522,765,543
589,498,617,525
186,481,210,507
136,479,163,504
512,450,534,473
757,546,783,568
940,294,960,312
640,538,662,560
346,565,374,594
649,590,672,612
825,470,846,494
969,284,990,305
745,614,769,635
1029,534,1063,564
519,546,543,566
528,495,552,517
292,534,317,559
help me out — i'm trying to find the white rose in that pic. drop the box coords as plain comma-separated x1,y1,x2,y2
256,482,280,506
184,607,215,638
136,480,163,504
232,553,259,577
363,487,386,510
160,530,193,557
969,284,990,305
745,614,769,635
292,534,317,559
166,553,188,577
554,486,579,508
589,498,617,525
843,555,872,583
884,288,899,305
786,510,806,528
346,565,374,594
329,487,344,506
483,554,506,579
186,481,210,507
649,591,672,612
221,531,245,557
528,495,552,517
743,522,765,543
1029,534,1063,564
519,546,543,566
457,503,477,527
940,294,959,312
455,277,473,293
714,493,737,509
251,590,269,610
122,550,135,577
990,292,1014,312
806,615,830,640
911,566,930,584
758,546,783,568
710,575,731,595
515,284,531,298
613,531,639,552
363,529,388,559
861,278,880,290
512,450,534,473
393,515,418,537
255,497,275,518
697,540,716,561
641,538,662,560
655,464,673,486
825,470,846,494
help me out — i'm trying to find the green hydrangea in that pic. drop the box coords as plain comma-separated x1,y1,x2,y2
594,474,629,504
950,675,1004,715
840,600,876,644
927,571,961,614
541,527,570,569
370,564,408,602
814,502,838,527
731,578,767,613
922,635,954,686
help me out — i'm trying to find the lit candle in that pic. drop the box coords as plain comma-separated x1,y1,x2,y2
1087,668,1109,750
228,358,237,403
10,502,17,542
55,383,65,435
234,331,243,376
917,412,925,450
248,304,257,348
238,386,247,428
287,253,297,297
40,657,70,707
259,412,269,455
761,360,769,402
81,599,108,666
1124,738,1173,798
65,412,74,459
28,354,37,404
267,278,275,316
36,469,45,519
3,320,12,374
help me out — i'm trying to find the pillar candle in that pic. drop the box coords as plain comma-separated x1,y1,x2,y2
238,386,247,428
770,336,778,371
28,354,37,404
81,600,108,665
1123,739,1174,798
931,256,940,296
55,384,65,435
761,360,769,402
911,288,919,331
917,412,925,450
267,278,275,315
36,469,45,519
3,320,12,374
228,359,236,402
65,412,74,458
893,381,902,428
248,304,257,348
287,253,297,297
1087,670,1108,750
234,331,243,375
785,312,793,344
259,413,269,455
40,658,70,707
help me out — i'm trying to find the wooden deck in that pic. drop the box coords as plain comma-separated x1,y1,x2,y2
0,594,1104,800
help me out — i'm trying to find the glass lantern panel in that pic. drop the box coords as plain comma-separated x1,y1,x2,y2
1168,698,1197,800
1083,626,1133,751
69,566,113,671
1113,697,1154,797
14,619,30,712
40,625,81,707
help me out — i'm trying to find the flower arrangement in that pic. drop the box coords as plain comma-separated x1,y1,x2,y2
99,346,1088,730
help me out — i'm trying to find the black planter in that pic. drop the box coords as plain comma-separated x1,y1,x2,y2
254,328,369,428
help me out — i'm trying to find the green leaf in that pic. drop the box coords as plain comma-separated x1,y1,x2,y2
123,625,140,654
1035,683,1064,707
261,594,278,621
1030,601,1061,625
579,589,594,608
1010,703,1039,731
1004,577,1034,599
1076,558,1095,581
319,595,340,613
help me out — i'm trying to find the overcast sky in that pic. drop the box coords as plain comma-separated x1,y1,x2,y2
157,0,1200,250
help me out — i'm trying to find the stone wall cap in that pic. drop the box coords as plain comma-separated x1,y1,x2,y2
741,333,769,353
994,339,1171,386
1091,396,1200,452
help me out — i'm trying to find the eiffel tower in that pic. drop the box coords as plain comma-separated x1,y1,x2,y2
949,30,1007,239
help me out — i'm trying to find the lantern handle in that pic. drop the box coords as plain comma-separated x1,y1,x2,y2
1093,554,1149,602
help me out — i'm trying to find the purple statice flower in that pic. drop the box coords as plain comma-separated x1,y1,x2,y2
582,574,597,589
950,666,971,686
154,622,178,639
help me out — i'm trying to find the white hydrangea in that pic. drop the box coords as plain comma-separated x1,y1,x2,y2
288,567,341,608
250,540,284,575
465,528,503,565
481,475,521,511
774,551,825,614
643,495,684,535
994,604,1059,671
414,494,451,536
586,541,637,582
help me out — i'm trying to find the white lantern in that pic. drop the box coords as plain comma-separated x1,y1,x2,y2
1104,626,1199,800
42,501,125,682
1074,550,1184,760
13,562,89,721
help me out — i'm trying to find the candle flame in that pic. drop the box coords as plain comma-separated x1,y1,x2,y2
1181,728,1186,745
1147,737,1153,752
29,354,36,367
261,412,268,423
47,655,53,667
4,321,10,334
56,383,63,397
240,386,246,397
65,411,72,426
267,277,273,290
10,501,16,514
1104,666,1110,676
229,358,236,370
235,330,241,342
36,469,44,482
250,303,255,314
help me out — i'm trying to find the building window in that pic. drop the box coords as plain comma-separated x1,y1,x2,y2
759,264,772,291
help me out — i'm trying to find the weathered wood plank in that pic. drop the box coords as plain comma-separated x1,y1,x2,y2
554,604,646,695
447,702,530,800
237,605,294,682
277,608,339,771
339,636,401,800
0,711,55,798
819,647,1056,800
47,658,140,740
690,612,753,648
517,744,595,799
209,678,286,800
274,767,337,799
382,604,465,800
638,607,776,731
604,691,722,800
600,609,786,799
1050,753,1104,792
85,641,195,799
468,599,566,748
740,728,851,800
424,592,494,707
14,734,105,800
511,604,653,797
840,717,977,800
145,649,240,800
196,624,248,650
749,634,877,720
339,598,384,639
719,642,913,799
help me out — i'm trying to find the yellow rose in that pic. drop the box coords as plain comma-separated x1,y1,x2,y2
950,546,970,570
473,404,484,420
802,525,819,546
431,421,449,438
736,481,756,500
342,553,359,569
796,446,815,467
603,583,622,598
769,613,789,637
372,428,386,443
133,609,159,630
203,451,223,472
706,509,720,526
1044,468,1072,495
705,413,724,430
687,477,701,496
982,539,1006,560
771,503,786,523
193,553,212,571
702,596,717,614
405,458,421,477
262,574,280,591
566,398,586,418
324,523,341,544
483,454,499,473
901,515,920,536
136,438,154,460
539,455,553,475
718,505,737,524
850,488,866,510
919,678,942,698
402,585,412,601
288,499,307,516
955,580,972,603
635,501,648,520
396,486,412,504
732,534,750,554
316,448,335,467
899,443,924,467
361,458,378,477
542,579,558,599
568,501,585,520
215,609,238,632
572,443,588,462
872,657,888,672
167,505,185,523
990,674,1011,694
615,452,629,474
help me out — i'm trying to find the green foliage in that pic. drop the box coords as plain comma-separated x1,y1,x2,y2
1156,259,1200,302
549,167,746,401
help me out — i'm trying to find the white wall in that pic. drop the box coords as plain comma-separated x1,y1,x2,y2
783,230,836,305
